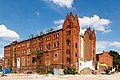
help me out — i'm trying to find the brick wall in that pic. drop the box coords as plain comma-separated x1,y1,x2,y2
83,28,96,66
98,51,113,67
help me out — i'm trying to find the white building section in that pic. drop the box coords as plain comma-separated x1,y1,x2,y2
78,34,95,72
80,36,84,59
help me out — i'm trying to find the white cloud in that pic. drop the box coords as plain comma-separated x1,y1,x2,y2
0,24,20,41
54,19,64,25
49,0,73,8
109,41,120,48
53,19,64,30
97,41,120,53
78,15,111,33
55,24,62,29
53,15,111,34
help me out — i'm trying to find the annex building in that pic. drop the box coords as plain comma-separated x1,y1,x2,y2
4,12,96,73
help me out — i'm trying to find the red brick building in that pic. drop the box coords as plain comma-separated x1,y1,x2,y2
96,51,113,69
4,12,81,72
4,12,97,73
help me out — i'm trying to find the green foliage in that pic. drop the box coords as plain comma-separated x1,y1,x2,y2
33,50,43,60
40,31,44,36
33,50,44,74
109,50,120,68
109,50,119,58
0,66,2,70
47,68,53,74
64,67,76,75
36,64,43,74
64,68,68,75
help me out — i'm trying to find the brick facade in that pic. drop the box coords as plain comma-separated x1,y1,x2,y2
4,12,81,72
4,12,98,73
96,51,113,68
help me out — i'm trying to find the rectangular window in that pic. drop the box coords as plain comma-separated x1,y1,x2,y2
53,41,59,48
22,50,24,53
75,43,77,48
27,57,30,66
75,53,77,57
32,57,35,63
46,43,50,50
54,33,59,39
22,44,25,47
22,57,25,66
24,49,26,53
40,45,43,51
46,36,50,41
27,48,30,54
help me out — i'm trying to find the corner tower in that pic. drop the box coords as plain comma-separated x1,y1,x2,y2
84,27,96,67
62,12,80,68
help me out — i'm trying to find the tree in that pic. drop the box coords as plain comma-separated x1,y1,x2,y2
40,31,44,36
29,34,34,38
109,50,120,68
46,28,54,33
49,28,54,32
33,50,43,73
109,50,119,58
0,66,2,70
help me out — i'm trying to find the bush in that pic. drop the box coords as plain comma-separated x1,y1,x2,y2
36,64,43,74
47,68,53,74
64,67,76,75
0,66,2,70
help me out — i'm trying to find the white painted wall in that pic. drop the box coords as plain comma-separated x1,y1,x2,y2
79,60,95,71
17,58,20,68
81,37,84,58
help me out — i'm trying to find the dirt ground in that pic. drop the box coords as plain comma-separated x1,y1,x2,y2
0,72,120,80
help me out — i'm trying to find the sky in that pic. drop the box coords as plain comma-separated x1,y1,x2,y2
0,0,120,57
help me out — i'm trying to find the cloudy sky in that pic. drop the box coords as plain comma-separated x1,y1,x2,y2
0,0,120,57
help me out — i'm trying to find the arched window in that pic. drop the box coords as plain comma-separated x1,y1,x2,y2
66,49,70,55
66,39,70,46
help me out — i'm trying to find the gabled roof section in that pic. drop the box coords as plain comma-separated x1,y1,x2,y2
84,27,96,39
62,12,79,29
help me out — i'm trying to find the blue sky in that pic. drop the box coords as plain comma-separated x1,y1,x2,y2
0,0,120,57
